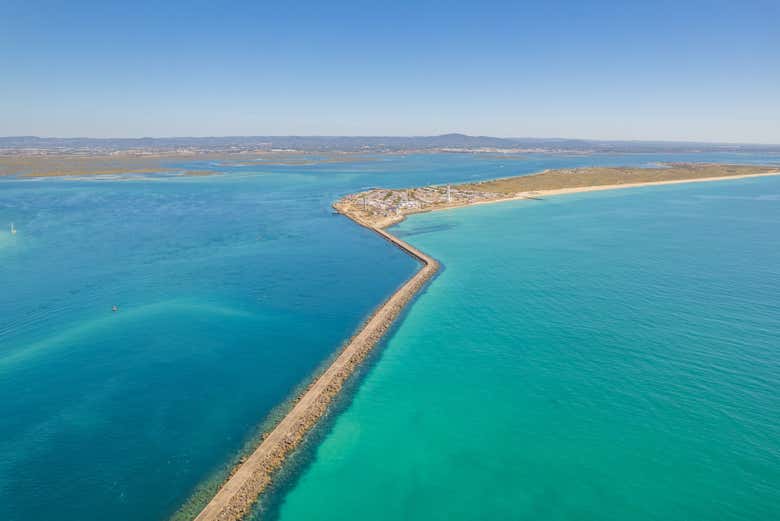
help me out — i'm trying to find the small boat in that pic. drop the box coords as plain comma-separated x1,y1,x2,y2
10,223,16,235
112,305,118,312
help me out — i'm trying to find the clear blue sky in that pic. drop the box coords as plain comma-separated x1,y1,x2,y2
2,0,778,143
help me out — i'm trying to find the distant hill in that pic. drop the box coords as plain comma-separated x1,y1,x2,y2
1,134,779,154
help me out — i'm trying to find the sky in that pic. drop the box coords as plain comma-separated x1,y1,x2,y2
1,0,779,143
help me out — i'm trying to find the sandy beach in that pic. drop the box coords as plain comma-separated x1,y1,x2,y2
336,165,780,228
448,170,780,214
192,163,779,521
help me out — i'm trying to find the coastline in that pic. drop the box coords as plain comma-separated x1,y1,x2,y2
192,166,778,521
336,168,780,228
439,170,780,213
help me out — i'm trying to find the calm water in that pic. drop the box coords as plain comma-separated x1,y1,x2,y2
1,153,778,520
270,176,780,521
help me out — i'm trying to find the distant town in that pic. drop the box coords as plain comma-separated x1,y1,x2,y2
2,134,780,157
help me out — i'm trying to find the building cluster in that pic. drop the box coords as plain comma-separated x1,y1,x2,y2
338,185,505,221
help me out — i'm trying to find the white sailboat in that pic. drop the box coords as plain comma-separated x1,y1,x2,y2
10,223,16,235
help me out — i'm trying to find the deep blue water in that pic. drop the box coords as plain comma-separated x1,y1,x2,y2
0,152,778,520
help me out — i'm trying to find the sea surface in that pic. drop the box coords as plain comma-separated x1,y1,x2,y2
0,153,778,520
268,174,780,521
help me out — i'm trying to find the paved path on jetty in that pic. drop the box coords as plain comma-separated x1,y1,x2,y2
193,217,439,521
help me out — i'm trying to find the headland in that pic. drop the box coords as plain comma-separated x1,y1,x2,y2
335,163,780,227
191,162,778,521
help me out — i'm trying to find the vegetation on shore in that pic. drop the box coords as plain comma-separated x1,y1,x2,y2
461,163,774,193
335,163,778,227
0,153,375,177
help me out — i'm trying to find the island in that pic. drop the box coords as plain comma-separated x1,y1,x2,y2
191,162,779,521
335,163,780,227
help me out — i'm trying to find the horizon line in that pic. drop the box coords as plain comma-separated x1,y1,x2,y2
1,133,779,147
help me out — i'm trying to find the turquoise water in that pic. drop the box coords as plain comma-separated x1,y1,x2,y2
1,153,778,520
270,176,780,520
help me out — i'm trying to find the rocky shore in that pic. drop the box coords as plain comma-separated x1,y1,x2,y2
192,162,779,521
192,209,439,521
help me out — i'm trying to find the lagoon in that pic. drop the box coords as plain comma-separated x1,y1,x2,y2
1,153,778,520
